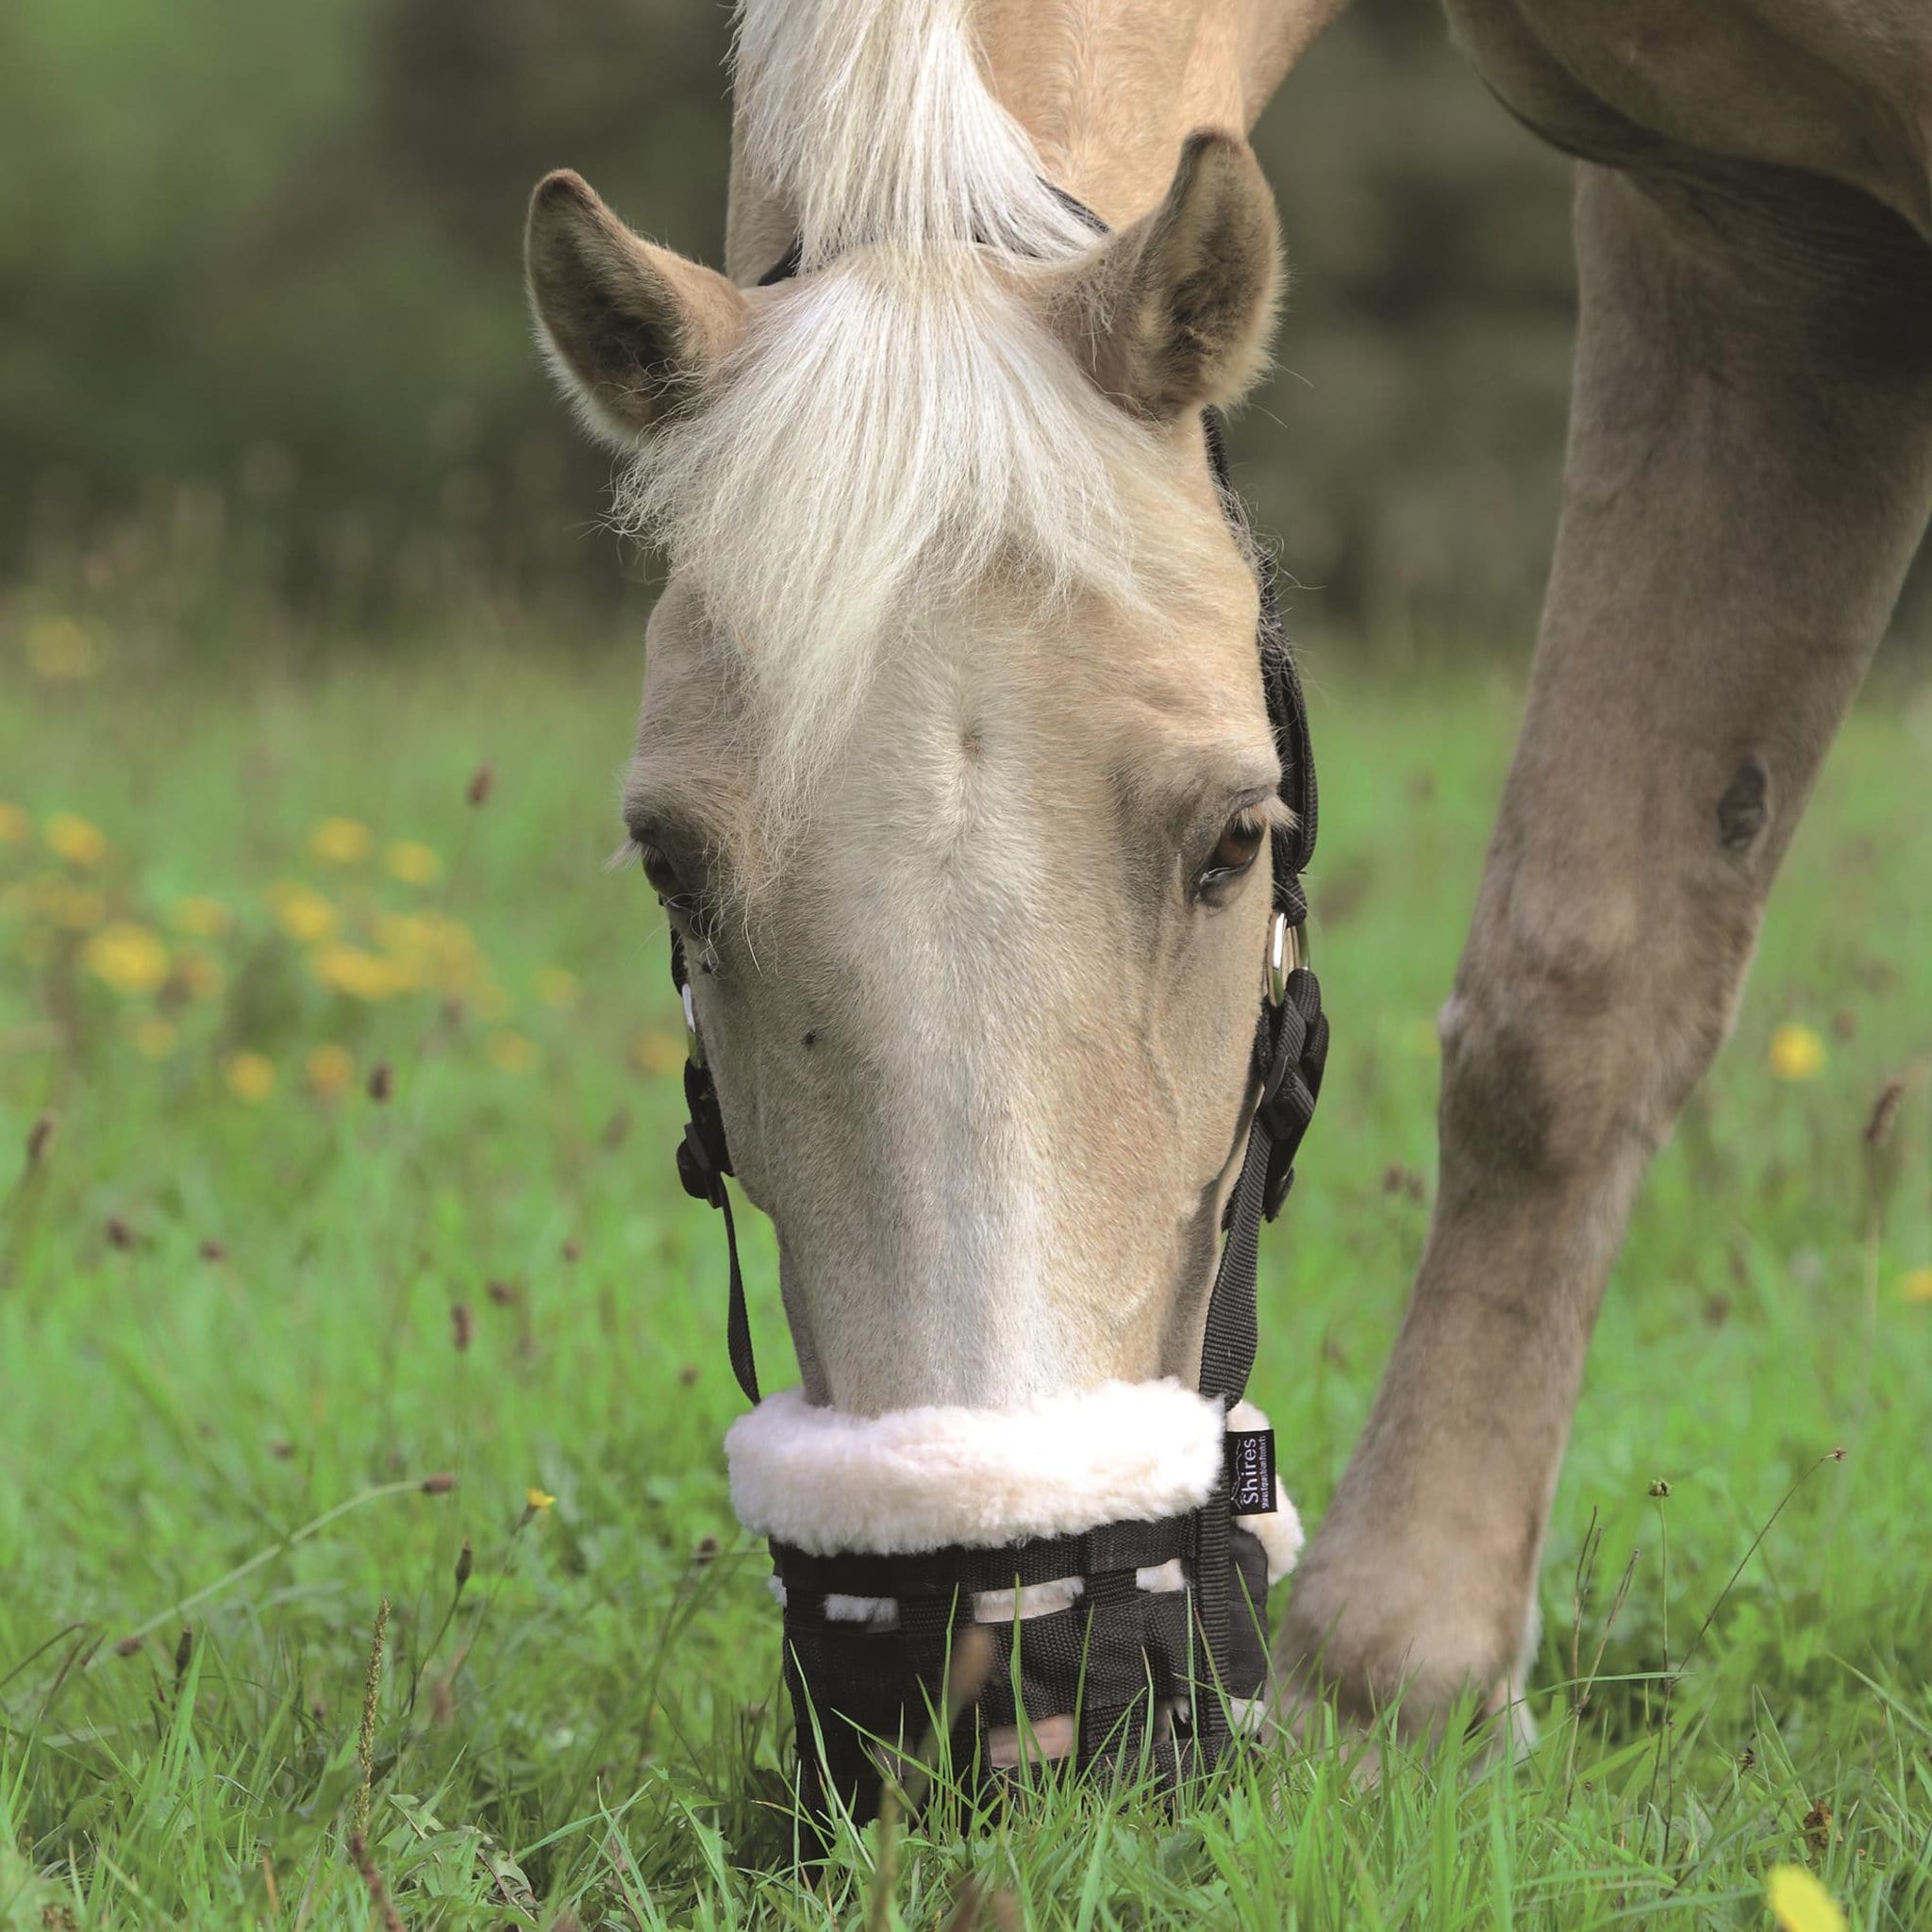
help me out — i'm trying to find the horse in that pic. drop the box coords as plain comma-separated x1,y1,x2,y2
524,0,1932,1753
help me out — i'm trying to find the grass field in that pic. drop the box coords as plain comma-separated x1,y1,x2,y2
2,625,1929,1929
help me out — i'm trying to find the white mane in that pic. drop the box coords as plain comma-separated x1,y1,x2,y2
614,0,1220,824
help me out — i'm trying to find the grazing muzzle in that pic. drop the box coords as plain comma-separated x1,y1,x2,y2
725,1382,1303,1820
662,205,1329,1826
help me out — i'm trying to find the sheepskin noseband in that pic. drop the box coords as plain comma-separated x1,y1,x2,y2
725,1380,1302,1820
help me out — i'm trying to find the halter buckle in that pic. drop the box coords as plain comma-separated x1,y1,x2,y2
1266,912,1305,1006
681,981,706,1068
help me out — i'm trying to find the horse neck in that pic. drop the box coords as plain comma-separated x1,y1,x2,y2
722,0,1338,278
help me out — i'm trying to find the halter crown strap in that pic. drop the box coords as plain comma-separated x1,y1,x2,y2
667,204,1326,1420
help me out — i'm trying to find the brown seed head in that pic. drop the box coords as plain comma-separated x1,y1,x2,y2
368,1059,394,1104
113,1634,143,1657
693,1534,719,1566
485,1277,517,1307
677,1363,700,1388
198,1238,227,1262
420,1472,458,1495
1864,1076,1907,1148
105,1215,134,1251
25,1112,56,1165
1647,1477,1671,1498
561,1238,581,1264
466,763,494,807
450,1302,474,1352
454,1536,474,1591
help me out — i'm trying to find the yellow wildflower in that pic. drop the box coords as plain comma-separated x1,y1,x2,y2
488,1030,539,1074
309,817,374,865
1767,1865,1845,1932
223,1051,276,1103
534,967,579,1010
82,922,170,994
383,840,442,886
170,895,232,939
0,803,29,845
311,944,410,1002
306,1042,356,1099
1901,1268,1932,1306
1769,1023,1826,1082
176,949,226,1001
25,616,96,683
268,880,337,944
44,813,107,867
133,1017,177,1061
628,1029,684,1078
525,1487,557,1512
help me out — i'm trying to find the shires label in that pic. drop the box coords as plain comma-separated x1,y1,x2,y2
1224,1428,1276,1515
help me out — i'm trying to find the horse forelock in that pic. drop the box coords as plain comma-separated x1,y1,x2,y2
612,0,1229,838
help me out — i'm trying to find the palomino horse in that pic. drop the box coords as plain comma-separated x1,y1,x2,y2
526,0,1932,1746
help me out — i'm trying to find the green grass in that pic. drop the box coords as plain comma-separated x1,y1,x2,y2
2,628,1930,1928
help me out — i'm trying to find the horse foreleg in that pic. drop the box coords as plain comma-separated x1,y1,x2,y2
1277,160,1932,1740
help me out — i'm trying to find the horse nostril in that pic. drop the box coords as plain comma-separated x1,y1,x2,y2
802,1029,818,1049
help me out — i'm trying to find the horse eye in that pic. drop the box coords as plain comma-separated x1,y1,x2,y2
637,841,683,900
1193,811,1266,903
1212,814,1266,872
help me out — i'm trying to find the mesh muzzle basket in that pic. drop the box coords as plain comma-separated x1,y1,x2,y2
773,1510,1275,1822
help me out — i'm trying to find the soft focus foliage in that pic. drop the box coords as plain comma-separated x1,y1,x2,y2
0,0,1588,647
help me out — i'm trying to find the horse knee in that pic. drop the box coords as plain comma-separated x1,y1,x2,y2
1438,848,1758,1183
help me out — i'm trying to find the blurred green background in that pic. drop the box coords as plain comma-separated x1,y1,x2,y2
1,0,1602,653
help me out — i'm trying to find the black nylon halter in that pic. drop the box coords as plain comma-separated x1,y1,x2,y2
663,206,1328,1823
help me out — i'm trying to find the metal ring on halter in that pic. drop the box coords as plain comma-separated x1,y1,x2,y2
1266,911,1305,1006
681,982,705,1068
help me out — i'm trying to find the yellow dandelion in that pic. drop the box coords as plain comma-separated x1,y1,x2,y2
268,880,337,944
1767,1865,1845,1932
133,1017,177,1061
534,966,580,1010
383,840,442,886
311,943,410,1002
309,817,374,866
1901,1267,1932,1305
306,1042,356,1099
628,1029,684,1078
525,1487,557,1512
25,615,96,683
1769,1023,1826,1083
44,813,107,868
81,922,170,994
170,895,232,939
223,1051,276,1103
42,882,107,931
175,949,226,1001
0,802,29,845
488,1030,539,1074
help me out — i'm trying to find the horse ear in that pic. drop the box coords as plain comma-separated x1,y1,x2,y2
525,171,747,447
1055,131,1280,421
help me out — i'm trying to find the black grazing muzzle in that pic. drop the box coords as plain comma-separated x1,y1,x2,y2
659,215,1329,1830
